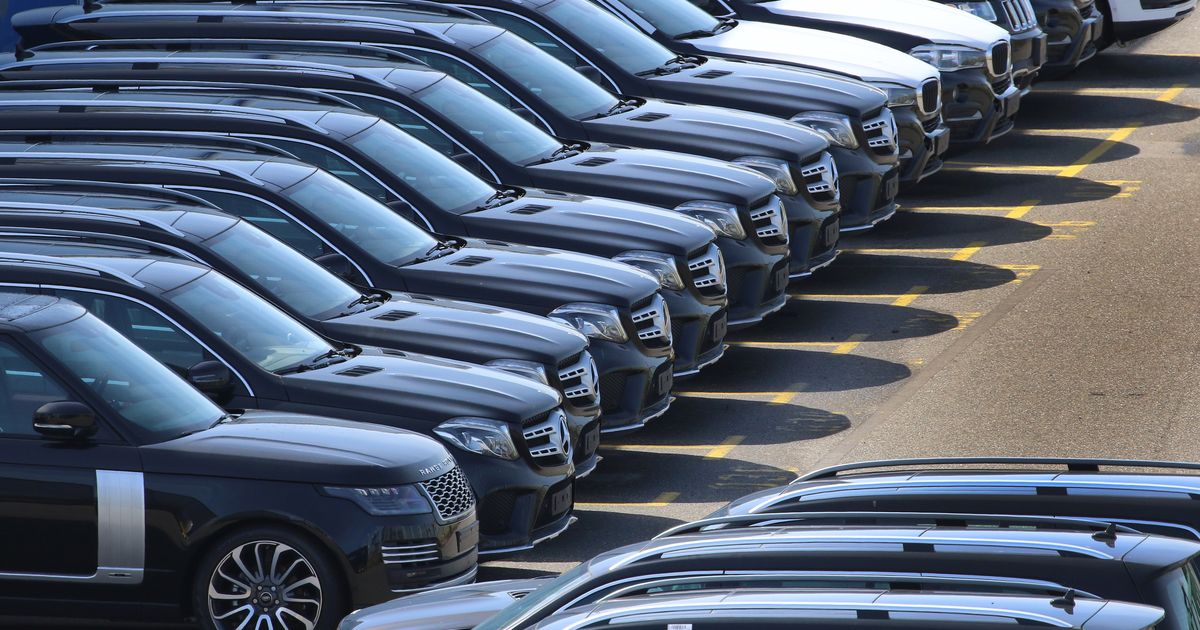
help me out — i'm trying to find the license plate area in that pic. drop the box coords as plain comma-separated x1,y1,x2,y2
823,220,840,247
456,520,480,553
654,367,673,397
773,266,789,292
709,312,727,344
883,174,899,202
548,483,573,518
581,423,600,457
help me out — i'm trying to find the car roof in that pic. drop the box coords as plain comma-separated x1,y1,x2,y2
0,292,85,333
0,246,211,295
532,589,1165,630
0,200,239,242
0,180,223,208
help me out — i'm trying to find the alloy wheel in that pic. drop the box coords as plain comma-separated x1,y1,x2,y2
207,540,323,630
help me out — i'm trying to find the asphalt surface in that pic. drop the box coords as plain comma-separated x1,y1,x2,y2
11,15,1200,630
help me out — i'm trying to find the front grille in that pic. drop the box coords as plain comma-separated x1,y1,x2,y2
748,196,789,247
1000,0,1039,30
382,541,441,567
919,78,941,116
799,154,839,206
631,294,671,349
687,243,727,298
922,115,942,133
419,466,476,522
599,371,627,414
557,352,599,406
989,41,1011,77
992,75,1013,95
522,408,571,467
479,490,520,535
861,108,898,156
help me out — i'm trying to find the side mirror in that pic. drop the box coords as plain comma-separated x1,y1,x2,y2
33,401,97,440
574,65,604,85
187,360,231,395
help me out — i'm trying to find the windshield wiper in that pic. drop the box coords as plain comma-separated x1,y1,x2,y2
714,17,737,33
675,27,717,39
533,144,582,164
277,347,352,375
413,239,460,263
637,55,699,77
338,292,383,316
479,187,521,209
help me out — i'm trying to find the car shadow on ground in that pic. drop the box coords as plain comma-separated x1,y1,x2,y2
693,346,912,394
1019,93,1198,129
801,254,1018,295
902,171,1122,206
481,509,686,573
1064,52,1200,88
951,133,1139,165
581,450,794,506
740,300,960,343
849,211,1054,249
618,396,851,447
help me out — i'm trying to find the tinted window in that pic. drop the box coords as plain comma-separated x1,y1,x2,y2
0,338,72,437
34,314,224,442
412,77,562,165
474,32,619,119
339,93,460,155
1150,564,1200,630
187,190,335,259
541,0,677,74
616,0,722,38
472,10,582,66
258,138,395,203
403,49,518,108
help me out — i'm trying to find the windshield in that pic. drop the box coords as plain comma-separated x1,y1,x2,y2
282,170,439,266
1151,564,1200,630
475,562,594,630
413,76,563,165
34,312,224,443
475,31,619,119
205,221,365,320
543,0,677,75
163,270,336,374
345,120,495,214
619,0,723,38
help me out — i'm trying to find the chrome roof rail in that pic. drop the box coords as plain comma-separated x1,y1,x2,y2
0,179,221,208
0,201,202,237
654,512,1139,539
0,128,300,161
0,150,272,183
0,97,336,134
27,37,424,65
798,457,1200,482
0,250,150,287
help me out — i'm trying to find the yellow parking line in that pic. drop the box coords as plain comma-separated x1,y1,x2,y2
1158,84,1187,102
996,264,1042,270
944,164,1065,172
844,247,962,254
1005,199,1041,219
704,435,745,459
907,205,1021,213
792,293,910,299
1036,88,1167,95
891,286,927,308
577,491,679,508
951,241,987,262
833,333,869,354
727,340,842,348
1056,125,1140,178
604,443,727,451
1022,128,1122,135
675,391,794,398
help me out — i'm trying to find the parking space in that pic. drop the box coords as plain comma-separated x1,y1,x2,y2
483,20,1200,578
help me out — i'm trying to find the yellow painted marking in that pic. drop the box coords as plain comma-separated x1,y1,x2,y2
704,435,745,459
1036,221,1097,227
1022,128,1122,135
604,443,726,451
1158,84,1187,102
996,264,1042,271
907,205,1017,212
577,491,678,508
944,164,1065,172
1036,87,1167,95
833,333,868,355
727,340,842,348
891,286,927,308
770,391,797,404
951,242,987,262
1045,234,1079,240
1056,125,1140,178
674,391,801,399
953,311,984,332
792,293,910,299
1005,199,1041,219
844,247,961,255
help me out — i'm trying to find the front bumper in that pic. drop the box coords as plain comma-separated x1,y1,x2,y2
568,413,602,479
1034,0,1105,76
830,145,899,234
942,68,1022,146
591,340,674,433
663,288,726,376
896,104,950,186
720,232,790,330
456,449,575,554
1011,28,1050,93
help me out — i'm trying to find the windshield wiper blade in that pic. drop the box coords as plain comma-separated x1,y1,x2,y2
479,187,520,209
675,28,716,40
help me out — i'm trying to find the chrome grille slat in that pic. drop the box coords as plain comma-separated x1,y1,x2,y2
521,408,571,466
919,78,941,117
1000,0,1038,30
419,466,475,522
799,154,840,208
687,244,727,297
556,351,598,406
746,196,789,246
989,41,1012,77
861,108,898,156
632,294,671,348
382,541,441,566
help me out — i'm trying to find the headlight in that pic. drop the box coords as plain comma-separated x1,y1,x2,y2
877,83,918,108
948,1,998,20
321,485,432,516
434,417,519,460
486,359,549,384
732,156,798,195
909,44,987,71
675,200,746,240
614,250,685,290
788,113,859,150
549,302,628,343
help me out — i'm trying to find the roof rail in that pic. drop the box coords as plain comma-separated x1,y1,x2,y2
28,37,425,66
654,512,1139,540
61,6,471,45
0,128,301,161
0,250,149,288
232,0,490,22
797,457,1200,482
0,179,221,209
0,151,275,184
0,201,204,237
0,97,336,134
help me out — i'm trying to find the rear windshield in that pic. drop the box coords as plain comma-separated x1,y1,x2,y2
1149,564,1200,630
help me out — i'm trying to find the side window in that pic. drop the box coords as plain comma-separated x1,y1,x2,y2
185,190,335,259
401,50,518,108
338,94,459,156
42,290,213,376
0,338,74,437
473,10,583,66
258,138,396,203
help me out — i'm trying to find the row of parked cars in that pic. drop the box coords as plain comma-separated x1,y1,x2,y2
0,0,1190,628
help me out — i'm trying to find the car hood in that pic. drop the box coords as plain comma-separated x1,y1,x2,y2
648,57,888,118
756,0,1010,47
281,350,562,426
140,409,456,485
323,294,588,367
464,189,716,258
340,578,550,630
527,144,776,210
582,98,828,161
399,239,661,312
698,21,939,86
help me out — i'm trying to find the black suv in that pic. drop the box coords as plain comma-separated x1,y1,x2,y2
1029,0,1105,77
0,247,576,555
0,188,609,476
0,149,676,436
0,87,727,376
0,292,478,627
5,5,798,321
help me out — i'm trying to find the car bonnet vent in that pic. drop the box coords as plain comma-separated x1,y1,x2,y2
373,310,417,322
575,157,615,167
630,112,669,122
509,204,551,215
509,591,530,600
336,365,383,377
694,69,732,79
450,255,492,266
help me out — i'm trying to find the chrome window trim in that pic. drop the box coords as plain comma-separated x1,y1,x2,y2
0,229,202,263
0,178,222,209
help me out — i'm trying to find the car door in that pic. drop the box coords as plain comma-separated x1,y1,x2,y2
0,334,143,591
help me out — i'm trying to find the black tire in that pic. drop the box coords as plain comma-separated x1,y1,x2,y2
192,525,347,630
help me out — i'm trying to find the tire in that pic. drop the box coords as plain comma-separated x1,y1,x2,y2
192,525,347,630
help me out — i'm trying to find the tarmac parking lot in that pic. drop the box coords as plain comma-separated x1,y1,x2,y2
480,17,1200,580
